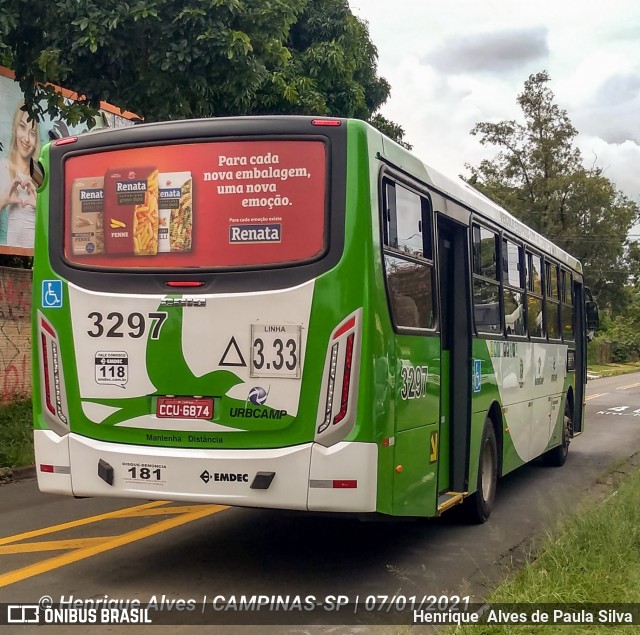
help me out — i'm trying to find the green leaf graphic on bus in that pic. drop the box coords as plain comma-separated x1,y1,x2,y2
85,305,292,431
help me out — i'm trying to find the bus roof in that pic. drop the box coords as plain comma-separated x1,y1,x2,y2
366,119,582,274
424,163,582,273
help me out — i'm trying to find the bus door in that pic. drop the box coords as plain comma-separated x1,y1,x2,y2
436,214,472,501
382,177,440,517
572,279,585,434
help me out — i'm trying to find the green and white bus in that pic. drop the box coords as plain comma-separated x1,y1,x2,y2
31,116,597,523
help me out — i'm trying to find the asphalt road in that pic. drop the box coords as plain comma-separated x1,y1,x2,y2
1,372,640,634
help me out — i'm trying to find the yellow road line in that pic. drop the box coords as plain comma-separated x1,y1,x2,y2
585,393,608,401
617,382,640,391
0,501,167,547
0,504,228,588
0,537,109,555
117,505,219,517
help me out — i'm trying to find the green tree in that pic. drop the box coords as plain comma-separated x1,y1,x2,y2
0,0,407,144
466,71,639,313
253,0,410,146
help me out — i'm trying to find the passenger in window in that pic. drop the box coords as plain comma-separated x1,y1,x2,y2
391,286,421,328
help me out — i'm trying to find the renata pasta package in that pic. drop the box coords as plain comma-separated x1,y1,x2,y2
157,172,193,253
103,166,159,255
70,177,104,256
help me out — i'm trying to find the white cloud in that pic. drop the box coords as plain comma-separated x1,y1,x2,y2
349,0,640,203
424,27,549,75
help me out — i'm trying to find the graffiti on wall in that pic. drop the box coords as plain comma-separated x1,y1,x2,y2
0,266,31,400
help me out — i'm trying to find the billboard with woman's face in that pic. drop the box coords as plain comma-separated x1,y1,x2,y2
0,67,135,255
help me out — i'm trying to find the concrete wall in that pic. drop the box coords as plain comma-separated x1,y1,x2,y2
0,267,32,400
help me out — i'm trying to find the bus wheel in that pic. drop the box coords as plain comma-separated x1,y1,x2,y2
544,400,571,467
463,418,497,524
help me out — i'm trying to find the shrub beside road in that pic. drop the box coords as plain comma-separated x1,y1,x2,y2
0,398,33,474
454,457,640,634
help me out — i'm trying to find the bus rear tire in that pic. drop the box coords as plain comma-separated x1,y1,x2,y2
463,418,497,524
544,400,571,467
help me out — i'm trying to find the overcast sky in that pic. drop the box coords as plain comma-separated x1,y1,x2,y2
349,0,640,217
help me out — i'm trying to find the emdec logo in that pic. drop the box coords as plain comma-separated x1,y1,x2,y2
200,470,249,484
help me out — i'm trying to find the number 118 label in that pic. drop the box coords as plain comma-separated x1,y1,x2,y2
95,351,129,387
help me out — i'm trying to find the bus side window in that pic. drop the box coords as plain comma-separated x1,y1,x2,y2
561,269,575,340
503,238,526,336
386,256,433,328
382,180,435,330
545,260,561,340
384,181,398,248
472,224,501,334
527,251,545,338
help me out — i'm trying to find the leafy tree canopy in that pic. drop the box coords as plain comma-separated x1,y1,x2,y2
465,71,639,313
0,0,408,145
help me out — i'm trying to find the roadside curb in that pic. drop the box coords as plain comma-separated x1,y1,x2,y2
12,465,36,480
0,465,36,483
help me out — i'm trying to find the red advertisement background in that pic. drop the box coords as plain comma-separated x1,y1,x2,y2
64,140,326,268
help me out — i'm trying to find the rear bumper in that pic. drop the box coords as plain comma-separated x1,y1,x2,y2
34,430,378,512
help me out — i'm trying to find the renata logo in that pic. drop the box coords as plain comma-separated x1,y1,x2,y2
116,180,147,192
229,223,281,244
160,188,182,199
79,189,103,200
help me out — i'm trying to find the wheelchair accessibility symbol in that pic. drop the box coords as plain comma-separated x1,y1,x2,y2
473,359,482,393
42,280,63,308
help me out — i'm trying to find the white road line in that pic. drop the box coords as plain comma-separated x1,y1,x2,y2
585,393,609,401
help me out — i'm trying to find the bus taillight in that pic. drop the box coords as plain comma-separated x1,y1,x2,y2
38,312,70,435
311,119,341,127
332,333,354,425
165,281,205,287
315,309,362,446
41,332,56,416
333,480,357,489
318,343,340,434
39,464,70,474
54,136,78,146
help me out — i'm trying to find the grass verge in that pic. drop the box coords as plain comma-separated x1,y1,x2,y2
0,398,34,470
587,362,640,377
453,462,640,634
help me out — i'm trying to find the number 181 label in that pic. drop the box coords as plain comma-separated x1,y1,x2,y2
95,351,129,387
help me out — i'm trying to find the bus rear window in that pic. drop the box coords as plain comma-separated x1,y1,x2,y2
63,140,326,269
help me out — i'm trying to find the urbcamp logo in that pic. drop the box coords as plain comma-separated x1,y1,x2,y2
248,386,268,406
229,223,281,244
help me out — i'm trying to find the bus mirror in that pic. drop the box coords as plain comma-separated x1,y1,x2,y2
30,158,45,188
586,300,599,332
